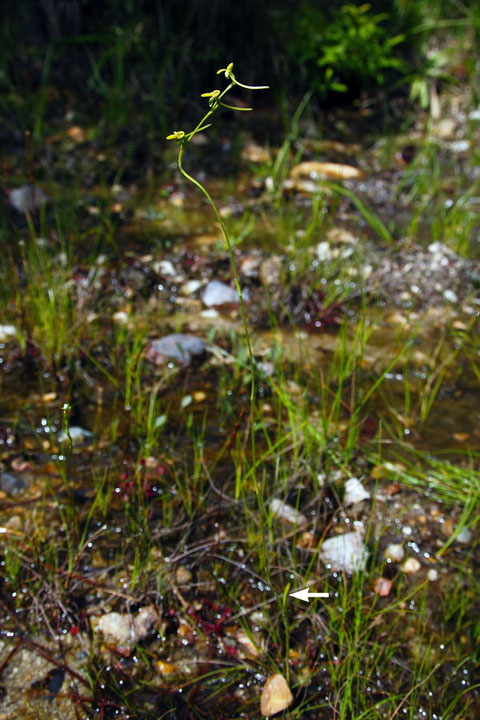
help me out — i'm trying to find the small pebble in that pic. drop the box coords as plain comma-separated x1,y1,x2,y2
315,241,331,262
202,279,239,307
320,531,367,573
0,325,17,342
145,334,206,365
373,577,392,597
113,311,129,325
455,527,472,544
344,477,370,506
8,184,49,214
175,566,193,584
58,426,94,446
180,279,203,296
269,498,307,526
156,259,176,277
260,674,293,717
401,557,421,574
235,630,260,658
384,543,405,563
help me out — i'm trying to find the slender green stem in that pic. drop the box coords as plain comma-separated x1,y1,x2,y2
168,66,269,467
177,128,257,462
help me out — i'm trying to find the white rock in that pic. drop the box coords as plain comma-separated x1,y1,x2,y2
384,543,405,563
8,184,49,214
235,629,260,658
155,259,176,277
468,109,480,121
0,325,17,342
95,606,158,645
259,256,283,287
112,311,129,325
145,334,206,365
400,557,421,574
260,674,293,717
315,241,331,262
270,498,307,526
240,256,261,279
443,289,457,303
180,279,203,296
344,477,370,506
58,426,93,445
455,527,472,544
449,140,469,153
320,531,367,573
265,176,275,193
202,280,239,307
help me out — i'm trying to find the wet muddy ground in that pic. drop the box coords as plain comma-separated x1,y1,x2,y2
0,83,479,719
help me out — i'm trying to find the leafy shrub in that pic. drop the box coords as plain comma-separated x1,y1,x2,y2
317,4,407,93
283,2,409,98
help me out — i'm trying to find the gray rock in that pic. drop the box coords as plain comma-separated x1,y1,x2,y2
8,185,49,214
202,280,239,307
320,531,367,573
0,472,28,495
145,334,206,365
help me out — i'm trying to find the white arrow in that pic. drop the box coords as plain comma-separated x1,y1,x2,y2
289,587,329,603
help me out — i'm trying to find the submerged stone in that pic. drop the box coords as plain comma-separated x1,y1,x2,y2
145,334,206,365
